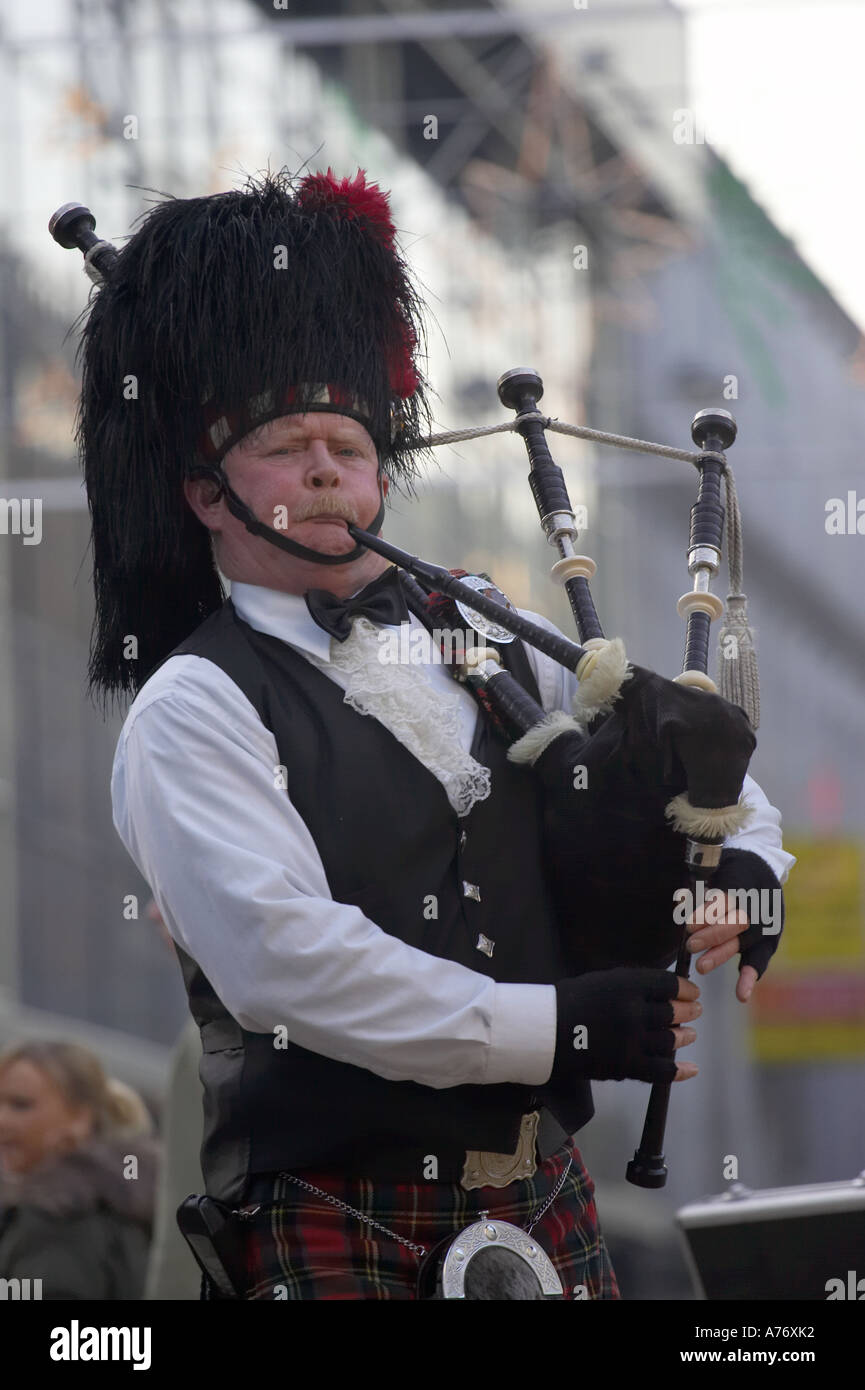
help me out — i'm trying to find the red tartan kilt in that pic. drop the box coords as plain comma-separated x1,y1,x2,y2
235,1138,620,1301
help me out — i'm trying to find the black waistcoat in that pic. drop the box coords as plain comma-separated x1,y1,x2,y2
162,588,593,1202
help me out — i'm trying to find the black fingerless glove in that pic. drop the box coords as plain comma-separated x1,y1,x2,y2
709,847,785,980
550,968,680,1087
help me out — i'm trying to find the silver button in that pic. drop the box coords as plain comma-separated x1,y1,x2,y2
476,933,495,958
459,830,467,850
462,881,481,902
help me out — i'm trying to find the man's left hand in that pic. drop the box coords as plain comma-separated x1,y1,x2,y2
685,897,759,1003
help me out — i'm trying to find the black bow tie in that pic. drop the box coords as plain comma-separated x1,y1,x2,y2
305,565,410,643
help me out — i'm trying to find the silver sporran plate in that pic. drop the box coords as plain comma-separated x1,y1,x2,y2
439,1217,564,1299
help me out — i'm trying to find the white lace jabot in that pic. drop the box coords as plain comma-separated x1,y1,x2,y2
307,616,491,818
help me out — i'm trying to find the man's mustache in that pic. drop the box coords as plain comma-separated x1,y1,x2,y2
293,497,359,524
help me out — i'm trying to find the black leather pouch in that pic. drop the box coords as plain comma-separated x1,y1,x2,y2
176,1194,251,1300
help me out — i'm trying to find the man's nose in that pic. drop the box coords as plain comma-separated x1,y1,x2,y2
306,441,343,485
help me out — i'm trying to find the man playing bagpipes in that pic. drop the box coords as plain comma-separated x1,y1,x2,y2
68,167,793,1299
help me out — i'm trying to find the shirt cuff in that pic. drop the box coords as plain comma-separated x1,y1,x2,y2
485,983,557,1086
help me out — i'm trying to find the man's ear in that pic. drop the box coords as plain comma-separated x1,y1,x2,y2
183,472,225,530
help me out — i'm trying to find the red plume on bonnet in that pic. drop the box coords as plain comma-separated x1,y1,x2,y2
298,167,398,251
298,167,419,398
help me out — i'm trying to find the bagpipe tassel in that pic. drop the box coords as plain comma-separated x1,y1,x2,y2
717,593,760,730
717,466,760,728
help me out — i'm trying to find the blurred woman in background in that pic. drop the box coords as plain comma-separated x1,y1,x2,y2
0,1040,158,1298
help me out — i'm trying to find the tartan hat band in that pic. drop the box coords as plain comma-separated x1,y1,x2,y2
196,382,387,466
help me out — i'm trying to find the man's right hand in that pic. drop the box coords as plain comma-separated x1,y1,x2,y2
549,969,701,1087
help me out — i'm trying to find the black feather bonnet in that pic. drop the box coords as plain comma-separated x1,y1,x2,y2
74,166,431,708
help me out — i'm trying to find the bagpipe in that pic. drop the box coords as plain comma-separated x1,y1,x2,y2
342,369,760,1190
50,202,762,1191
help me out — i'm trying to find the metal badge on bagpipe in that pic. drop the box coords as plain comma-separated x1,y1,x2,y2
453,573,518,645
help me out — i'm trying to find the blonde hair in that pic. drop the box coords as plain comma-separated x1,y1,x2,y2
0,1040,153,1140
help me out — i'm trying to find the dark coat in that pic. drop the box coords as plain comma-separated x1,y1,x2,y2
0,1136,159,1300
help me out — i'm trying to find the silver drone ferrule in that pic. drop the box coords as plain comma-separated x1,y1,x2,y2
685,840,724,874
687,544,721,577
541,509,579,546
458,647,503,683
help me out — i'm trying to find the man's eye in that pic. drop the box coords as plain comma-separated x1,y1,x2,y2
268,444,363,457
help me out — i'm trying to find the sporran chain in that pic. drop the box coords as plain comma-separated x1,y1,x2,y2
525,1156,573,1235
276,1172,427,1257
270,1155,574,1260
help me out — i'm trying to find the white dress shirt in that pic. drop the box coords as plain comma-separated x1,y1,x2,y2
111,579,795,1092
